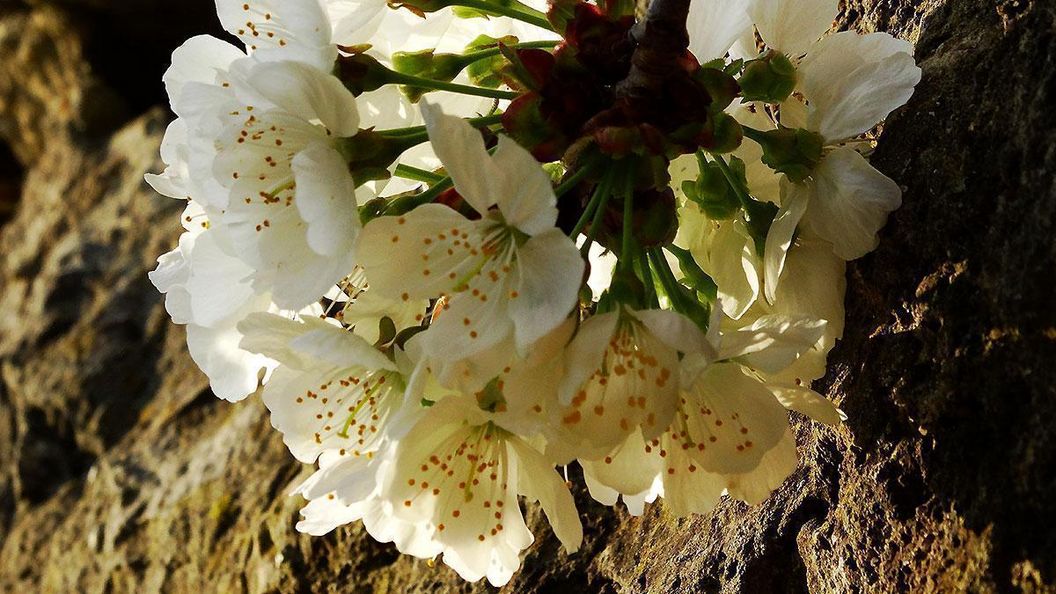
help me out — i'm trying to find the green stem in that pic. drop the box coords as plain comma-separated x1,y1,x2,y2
378,113,505,138
741,125,768,145
638,247,659,309
555,157,601,199
648,248,687,313
580,186,613,256
460,40,559,64
394,164,445,184
449,0,554,30
706,151,779,254
570,169,613,237
383,177,455,215
389,70,519,100
620,172,635,270
706,152,752,210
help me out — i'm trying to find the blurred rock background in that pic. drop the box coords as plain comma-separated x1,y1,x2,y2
0,0,1054,592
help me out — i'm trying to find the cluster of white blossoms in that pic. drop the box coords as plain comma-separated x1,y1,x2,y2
149,0,919,585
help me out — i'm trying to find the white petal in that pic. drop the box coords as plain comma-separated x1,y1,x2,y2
358,493,443,559
659,456,725,517
325,0,387,45
420,100,495,216
557,312,620,405
684,362,790,474
711,222,760,320
583,242,617,300
417,260,516,385
146,120,193,199
266,250,355,310
718,314,827,374
763,180,809,304
263,364,400,463
803,148,902,260
237,311,322,368
215,0,337,70
799,32,921,142
724,427,798,504
489,135,560,236
749,0,838,57
150,233,196,324
186,320,272,402
291,141,362,257
509,229,584,355
296,496,368,536
295,454,386,503
632,308,714,357
579,429,663,502
770,384,845,425
185,229,259,328
289,327,397,371
582,470,621,506
358,204,481,299
509,440,583,553
687,0,752,62
230,59,360,137
552,314,680,460
164,35,243,118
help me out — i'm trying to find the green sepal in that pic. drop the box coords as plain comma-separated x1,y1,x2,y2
738,50,798,103
606,265,647,310
392,50,466,101
694,66,740,113
666,245,718,301
336,53,394,95
547,0,578,32
336,131,419,186
374,317,399,347
697,112,744,154
747,126,824,183
465,35,520,88
682,161,740,220
475,377,508,413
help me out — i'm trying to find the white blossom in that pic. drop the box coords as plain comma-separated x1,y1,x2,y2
358,101,584,390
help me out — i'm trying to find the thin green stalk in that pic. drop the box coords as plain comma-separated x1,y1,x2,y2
570,169,613,237
580,188,613,256
741,125,768,145
638,247,659,309
616,187,633,268
705,152,752,210
383,177,455,215
706,151,779,254
620,172,636,270
449,0,554,30
394,164,445,184
648,248,688,313
461,40,559,64
377,113,505,138
556,157,602,199
389,70,519,100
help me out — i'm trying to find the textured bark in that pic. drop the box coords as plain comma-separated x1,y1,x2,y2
617,0,691,99
0,0,1054,593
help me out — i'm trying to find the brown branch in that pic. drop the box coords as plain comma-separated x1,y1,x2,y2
616,0,692,100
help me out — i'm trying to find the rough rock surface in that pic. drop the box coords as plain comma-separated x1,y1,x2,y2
0,0,1054,592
